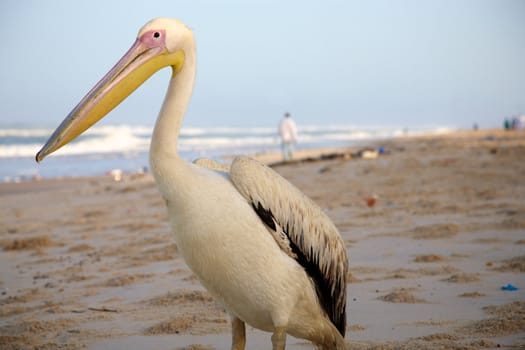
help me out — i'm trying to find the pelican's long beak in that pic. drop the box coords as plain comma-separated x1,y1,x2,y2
36,33,184,162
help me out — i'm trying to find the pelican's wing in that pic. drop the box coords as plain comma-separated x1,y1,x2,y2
192,157,230,173
230,156,348,336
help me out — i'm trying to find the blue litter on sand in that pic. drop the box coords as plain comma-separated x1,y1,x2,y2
500,284,519,291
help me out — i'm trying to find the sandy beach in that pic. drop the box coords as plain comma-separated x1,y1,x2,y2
1,129,524,349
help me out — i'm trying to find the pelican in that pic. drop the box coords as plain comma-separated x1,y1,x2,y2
36,18,348,350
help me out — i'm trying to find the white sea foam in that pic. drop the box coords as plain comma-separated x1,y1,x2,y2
0,124,454,159
0,144,42,158
0,125,150,158
0,128,54,137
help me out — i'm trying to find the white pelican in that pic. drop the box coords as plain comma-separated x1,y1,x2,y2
36,18,348,350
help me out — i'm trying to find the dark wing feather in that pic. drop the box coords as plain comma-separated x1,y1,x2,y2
230,156,348,336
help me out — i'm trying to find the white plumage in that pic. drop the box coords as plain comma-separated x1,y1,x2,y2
36,18,349,350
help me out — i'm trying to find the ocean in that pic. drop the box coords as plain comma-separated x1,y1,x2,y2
0,124,452,182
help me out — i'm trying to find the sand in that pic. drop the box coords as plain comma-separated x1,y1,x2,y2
1,129,524,349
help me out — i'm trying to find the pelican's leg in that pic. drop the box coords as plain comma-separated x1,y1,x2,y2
231,316,246,350
271,327,287,350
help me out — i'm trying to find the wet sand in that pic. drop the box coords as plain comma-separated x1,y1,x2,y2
1,129,524,349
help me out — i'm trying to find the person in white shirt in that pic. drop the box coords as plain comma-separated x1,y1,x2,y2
278,112,298,161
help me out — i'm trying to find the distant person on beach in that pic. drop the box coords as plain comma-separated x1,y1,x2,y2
504,118,511,130
278,112,298,161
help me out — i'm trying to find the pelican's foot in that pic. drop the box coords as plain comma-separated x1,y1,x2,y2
271,326,287,350
231,316,246,350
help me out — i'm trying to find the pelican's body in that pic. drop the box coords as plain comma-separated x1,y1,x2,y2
163,160,339,344
36,18,348,349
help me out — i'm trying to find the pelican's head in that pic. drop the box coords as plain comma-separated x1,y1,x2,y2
36,18,193,162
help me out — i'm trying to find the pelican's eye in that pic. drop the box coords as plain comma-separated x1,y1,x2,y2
153,32,161,39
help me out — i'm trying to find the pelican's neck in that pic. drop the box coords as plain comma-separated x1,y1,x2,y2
150,43,196,173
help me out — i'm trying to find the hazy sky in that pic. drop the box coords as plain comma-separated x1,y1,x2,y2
1,0,524,129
